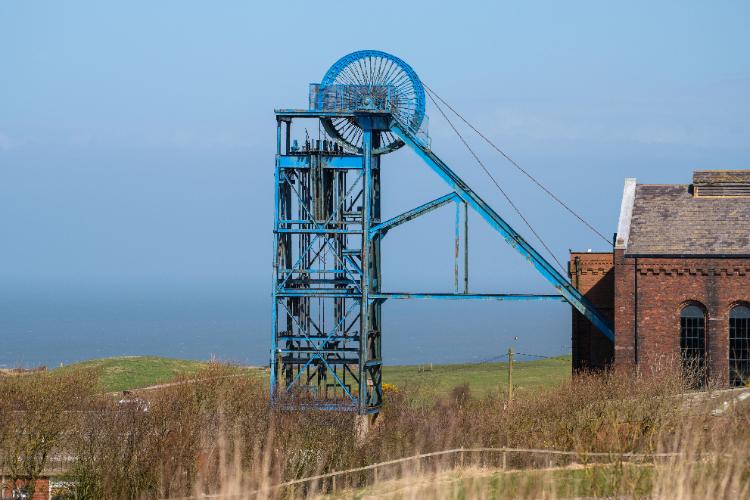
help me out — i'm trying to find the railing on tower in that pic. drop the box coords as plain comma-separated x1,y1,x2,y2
309,83,431,148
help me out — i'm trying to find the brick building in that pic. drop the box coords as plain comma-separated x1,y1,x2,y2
571,170,750,387
0,477,50,500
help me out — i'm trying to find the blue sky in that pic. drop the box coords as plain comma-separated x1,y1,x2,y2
1,1,748,365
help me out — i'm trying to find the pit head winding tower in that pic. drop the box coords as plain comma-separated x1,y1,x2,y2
272,51,613,415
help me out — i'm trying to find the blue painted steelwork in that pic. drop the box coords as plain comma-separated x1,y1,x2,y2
371,293,563,301
389,121,614,341
275,290,563,301
272,109,383,415
359,129,373,413
278,155,364,170
275,109,367,118
454,200,460,292
275,228,362,234
272,51,614,417
310,83,397,113
370,192,460,236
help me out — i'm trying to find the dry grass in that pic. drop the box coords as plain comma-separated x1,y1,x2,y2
1,362,748,499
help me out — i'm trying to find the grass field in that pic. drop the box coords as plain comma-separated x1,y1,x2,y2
56,356,217,392
54,355,571,396
384,355,571,400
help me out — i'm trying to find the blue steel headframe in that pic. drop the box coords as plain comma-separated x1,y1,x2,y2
272,52,613,417
319,50,426,154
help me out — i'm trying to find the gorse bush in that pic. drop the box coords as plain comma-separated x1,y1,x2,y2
0,362,748,499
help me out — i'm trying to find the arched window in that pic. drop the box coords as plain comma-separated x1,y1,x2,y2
680,304,706,386
729,305,750,387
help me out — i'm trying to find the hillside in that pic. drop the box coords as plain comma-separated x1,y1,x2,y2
384,355,571,400
53,355,571,396
55,356,224,392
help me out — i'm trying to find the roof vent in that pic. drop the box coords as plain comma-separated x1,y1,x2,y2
693,170,750,197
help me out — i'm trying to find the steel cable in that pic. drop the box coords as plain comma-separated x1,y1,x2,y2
424,84,612,246
425,91,568,274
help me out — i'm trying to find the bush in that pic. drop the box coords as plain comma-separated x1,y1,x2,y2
1,361,748,499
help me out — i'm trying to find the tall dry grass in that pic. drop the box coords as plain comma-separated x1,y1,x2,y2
1,362,748,499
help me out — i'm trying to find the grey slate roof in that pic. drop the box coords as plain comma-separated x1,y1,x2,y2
625,184,750,256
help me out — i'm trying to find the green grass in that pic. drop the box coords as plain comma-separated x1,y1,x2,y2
476,464,653,498
55,356,217,392
383,355,571,400
52,355,570,397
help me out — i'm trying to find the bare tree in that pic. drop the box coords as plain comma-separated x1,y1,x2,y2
0,368,97,497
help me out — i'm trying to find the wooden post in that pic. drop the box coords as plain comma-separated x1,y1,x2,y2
507,348,513,401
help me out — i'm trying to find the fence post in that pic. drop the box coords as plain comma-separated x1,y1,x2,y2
502,451,507,470
507,348,514,401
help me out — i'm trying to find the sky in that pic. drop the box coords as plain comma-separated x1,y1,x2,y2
1,1,749,366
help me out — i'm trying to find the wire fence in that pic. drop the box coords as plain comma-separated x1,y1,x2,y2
169,445,707,500
406,350,569,374
478,351,562,362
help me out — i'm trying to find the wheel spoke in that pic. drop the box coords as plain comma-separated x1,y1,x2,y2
320,51,424,154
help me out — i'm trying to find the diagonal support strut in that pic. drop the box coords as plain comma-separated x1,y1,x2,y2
390,121,614,342
369,192,461,236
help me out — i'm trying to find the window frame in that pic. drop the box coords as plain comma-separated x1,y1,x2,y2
679,303,707,387
729,304,750,387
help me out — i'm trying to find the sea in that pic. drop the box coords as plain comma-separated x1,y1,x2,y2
0,288,571,369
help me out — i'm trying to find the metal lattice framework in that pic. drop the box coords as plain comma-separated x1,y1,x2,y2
272,51,614,417
271,144,378,411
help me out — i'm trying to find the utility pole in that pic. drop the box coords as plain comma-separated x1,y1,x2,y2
507,348,513,401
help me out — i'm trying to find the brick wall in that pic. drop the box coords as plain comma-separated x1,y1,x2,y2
614,256,750,386
569,252,615,370
614,249,636,368
0,477,50,500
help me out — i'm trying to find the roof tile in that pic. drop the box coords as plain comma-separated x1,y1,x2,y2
625,184,750,256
